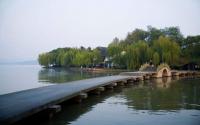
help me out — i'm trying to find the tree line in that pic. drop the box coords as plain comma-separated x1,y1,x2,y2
38,26,200,70
38,47,102,68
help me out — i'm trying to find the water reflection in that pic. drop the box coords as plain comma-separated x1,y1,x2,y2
17,78,200,125
38,68,119,83
124,78,200,111
17,88,123,125
38,70,200,112
53,88,125,125
152,77,172,88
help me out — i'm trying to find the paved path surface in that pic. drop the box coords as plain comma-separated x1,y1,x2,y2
0,75,135,125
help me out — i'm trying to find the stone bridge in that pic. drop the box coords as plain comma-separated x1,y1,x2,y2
120,64,199,79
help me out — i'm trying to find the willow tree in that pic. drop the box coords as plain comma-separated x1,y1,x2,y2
91,49,102,65
61,49,77,67
153,52,160,66
134,41,149,65
72,51,91,66
153,36,181,65
108,38,125,67
126,45,139,69
38,53,49,67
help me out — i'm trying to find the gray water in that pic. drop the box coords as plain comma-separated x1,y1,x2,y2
0,65,118,95
0,65,200,125
37,78,199,125
0,65,46,95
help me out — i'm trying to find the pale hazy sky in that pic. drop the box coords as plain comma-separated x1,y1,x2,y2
0,0,200,62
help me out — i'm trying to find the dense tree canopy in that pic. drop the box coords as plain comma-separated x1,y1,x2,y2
38,47,102,68
107,36,180,69
152,36,180,65
38,26,200,70
181,35,200,64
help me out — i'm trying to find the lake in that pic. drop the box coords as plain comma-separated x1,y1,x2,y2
0,65,200,125
0,65,119,95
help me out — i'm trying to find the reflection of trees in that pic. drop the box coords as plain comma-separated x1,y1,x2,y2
51,89,123,125
124,79,200,111
38,68,118,83
19,88,123,125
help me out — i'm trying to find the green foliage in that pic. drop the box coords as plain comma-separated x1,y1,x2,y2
107,28,182,70
147,26,164,43
108,38,126,68
152,36,180,65
61,49,77,67
126,44,139,69
134,41,149,64
38,47,102,67
162,26,184,46
125,29,148,44
92,49,102,64
182,35,200,64
38,26,200,69
38,53,50,67
153,52,160,66
73,51,90,66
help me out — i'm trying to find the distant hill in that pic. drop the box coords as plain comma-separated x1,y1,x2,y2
0,60,38,65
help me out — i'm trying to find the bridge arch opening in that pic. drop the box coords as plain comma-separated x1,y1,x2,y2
162,69,168,77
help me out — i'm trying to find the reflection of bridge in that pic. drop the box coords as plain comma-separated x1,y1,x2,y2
0,68,200,125
120,66,200,79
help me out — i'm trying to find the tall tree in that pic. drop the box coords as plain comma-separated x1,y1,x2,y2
163,27,184,46
153,36,180,65
147,26,164,43
125,29,148,44
182,35,200,64
153,52,160,66
38,53,49,67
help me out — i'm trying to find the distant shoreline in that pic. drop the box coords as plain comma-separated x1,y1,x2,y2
42,66,131,73
0,60,38,65
79,67,130,73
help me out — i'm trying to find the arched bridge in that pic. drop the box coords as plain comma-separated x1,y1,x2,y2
0,64,199,125
120,65,198,79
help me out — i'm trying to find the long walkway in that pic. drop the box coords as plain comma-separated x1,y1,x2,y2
0,75,135,125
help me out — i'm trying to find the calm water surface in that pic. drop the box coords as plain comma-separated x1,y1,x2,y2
35,78,199,125
0,65,118,95
1,65,200,125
